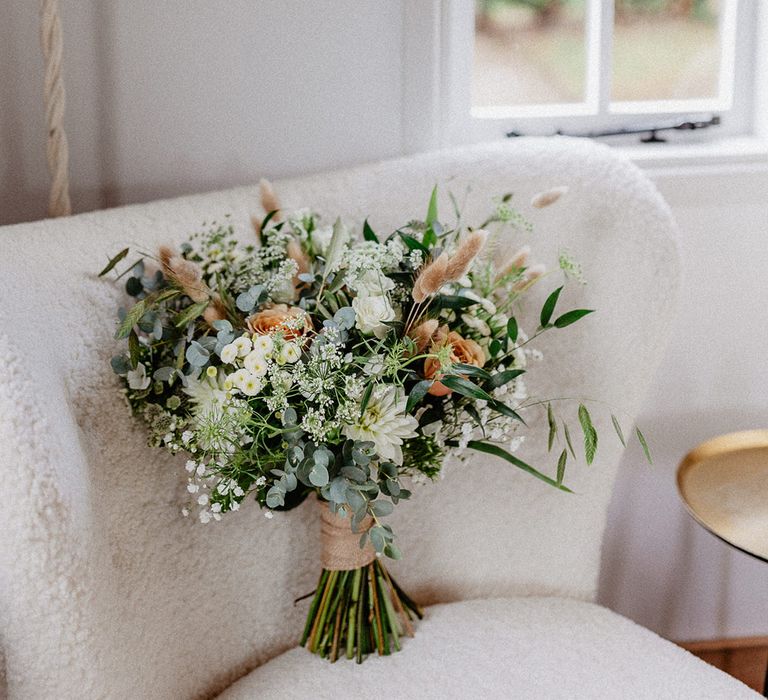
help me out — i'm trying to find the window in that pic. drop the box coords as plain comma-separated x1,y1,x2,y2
410,0,766,151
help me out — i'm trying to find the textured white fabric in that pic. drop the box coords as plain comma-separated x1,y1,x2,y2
0,139,680,698
217,598,758,699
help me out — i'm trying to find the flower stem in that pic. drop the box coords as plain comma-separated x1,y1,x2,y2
301,561,420,663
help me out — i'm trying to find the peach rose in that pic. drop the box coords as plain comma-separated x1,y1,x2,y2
423,330,485,396
246,304,311,340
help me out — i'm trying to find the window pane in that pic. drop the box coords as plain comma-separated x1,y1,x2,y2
612,0,722,102
473,0,587,108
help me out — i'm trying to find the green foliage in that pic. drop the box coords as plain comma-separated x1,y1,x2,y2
462,440,572,492
540,286,563,327
101,184,649,570
578,403,598,465
98,247,129,277
636,427,653,464
611,414,627,447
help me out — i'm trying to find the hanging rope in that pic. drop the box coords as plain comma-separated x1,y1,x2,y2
40,0,71,217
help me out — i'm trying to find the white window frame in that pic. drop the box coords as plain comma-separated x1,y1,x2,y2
402,0,768,166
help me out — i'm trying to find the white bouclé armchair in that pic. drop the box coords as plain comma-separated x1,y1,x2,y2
0,140,758,699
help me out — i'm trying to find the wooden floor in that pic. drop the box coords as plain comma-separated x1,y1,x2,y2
678,637,768,694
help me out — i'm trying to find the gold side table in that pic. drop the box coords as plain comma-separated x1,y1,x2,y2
677,430,768,696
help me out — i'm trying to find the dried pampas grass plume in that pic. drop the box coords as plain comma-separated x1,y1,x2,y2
286,237,311,291
531,186,568,209
260,178,281,219
287,238,310,276
158,245,174,273
412,253,449,303
513,263,546,291
203,295,228,326
496,244,530,279
411,229,489,303
165,254,210,303
444,229,488,280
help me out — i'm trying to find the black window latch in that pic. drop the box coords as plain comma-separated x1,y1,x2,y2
506,114,720,142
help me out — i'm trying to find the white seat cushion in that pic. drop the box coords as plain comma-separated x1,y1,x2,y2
216,597,757,700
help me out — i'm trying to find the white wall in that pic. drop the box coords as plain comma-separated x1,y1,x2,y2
2,0,765,642
0,0,404,225
598,166,768,640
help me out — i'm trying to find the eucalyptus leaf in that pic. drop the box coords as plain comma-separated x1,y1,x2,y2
346,488,366,512
329,477,347,504
185,340,210,367
110,355,130,375
126,276,143,297
341,466,367,483
384,543,402,560
266,486,285,509
371,500,393,517
309,464,329,487
153,366,175,382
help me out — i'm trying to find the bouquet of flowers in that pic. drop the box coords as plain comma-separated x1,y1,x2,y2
101,180,648,663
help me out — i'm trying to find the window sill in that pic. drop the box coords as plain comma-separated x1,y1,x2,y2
615,136,768,173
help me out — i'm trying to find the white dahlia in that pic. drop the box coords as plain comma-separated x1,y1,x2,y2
343,385,418,464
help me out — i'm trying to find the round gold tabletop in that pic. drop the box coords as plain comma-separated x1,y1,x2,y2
677,430,768,563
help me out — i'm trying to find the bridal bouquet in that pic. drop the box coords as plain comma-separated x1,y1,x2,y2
101,181,647,663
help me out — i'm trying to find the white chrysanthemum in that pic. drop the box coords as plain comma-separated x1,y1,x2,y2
252,335,274,357
244,350,268,376
220,343,239,364
343,385,417,464
278,341,301,365
228,368,249,390
240,374,263,396
233,335,252,357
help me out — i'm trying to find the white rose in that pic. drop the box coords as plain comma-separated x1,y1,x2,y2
352,294,395,339
355,269,395,296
